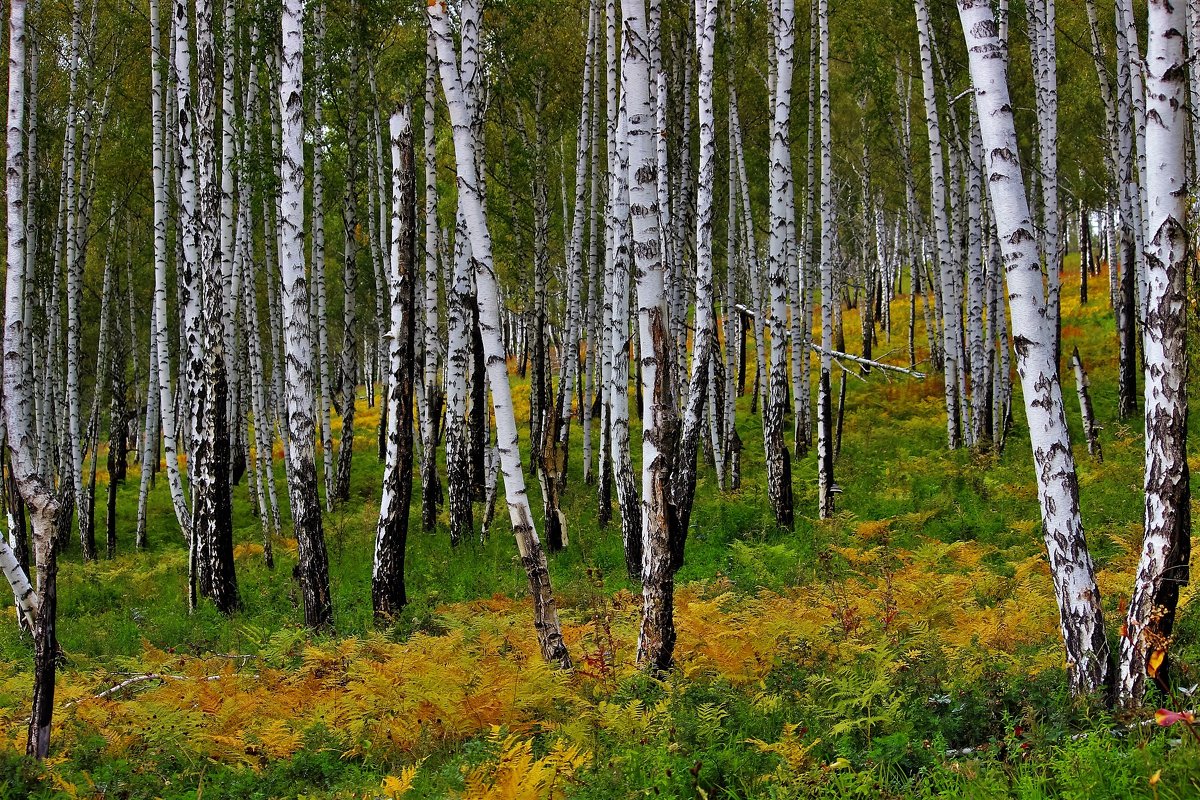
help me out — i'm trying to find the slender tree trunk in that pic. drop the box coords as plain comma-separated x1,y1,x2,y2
604,0,640,576
309,1,334,512
430,0,570,668
421,32,443,533
764,0,796,529
958,0,1109,696
816,0,836,518
151,0,191,543
915,0,961,449
671,0,719,543
1070,347,1102,461
373,107,417,620
280,0,333,628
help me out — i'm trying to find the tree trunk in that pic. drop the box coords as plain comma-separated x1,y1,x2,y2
623,0,682,673
915,0,961,449
280,0,333,629
958,0,1109,696
421,31,443,533
373,108,417,621
190,0,239,615
429,0,570,668
1118,0,1191,705
764,0,796,530
5,0,64,756
817,0,836,518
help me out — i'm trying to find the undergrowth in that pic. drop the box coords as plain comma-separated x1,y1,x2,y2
0,259,1197,798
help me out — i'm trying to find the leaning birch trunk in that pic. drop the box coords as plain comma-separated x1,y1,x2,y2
150,0,190,541
816,0,836,518
764,0,796,529
429,0,570,668
5,0,63,757
373,108,417,621
279,0,333,629
1118,0,1191,706
957,0,1109,696
0,529,36,630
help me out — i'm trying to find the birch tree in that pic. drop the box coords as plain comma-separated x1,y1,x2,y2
421,33,443,533
816,0,836,518
429,0,570,668
280,0,333,628
191,0,239,614
957,0,1109,696
373,107,417,620
764,0,796,529
915,0,962,449
1118,0,1190,705
5,0,65,757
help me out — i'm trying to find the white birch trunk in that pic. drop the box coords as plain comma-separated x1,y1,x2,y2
957,0,1109,695
1118,0,1191,706
623,0,681,672
429,0,570,668
764,0,796,528
5,0,62,756
817,0,836,518
280,0,332,628
915,0,962,448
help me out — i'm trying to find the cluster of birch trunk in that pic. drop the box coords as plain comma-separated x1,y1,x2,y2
0,0,1194,758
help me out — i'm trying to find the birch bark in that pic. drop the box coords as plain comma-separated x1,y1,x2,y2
957,0,1109,695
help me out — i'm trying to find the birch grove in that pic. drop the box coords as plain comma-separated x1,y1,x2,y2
2,0,1196,765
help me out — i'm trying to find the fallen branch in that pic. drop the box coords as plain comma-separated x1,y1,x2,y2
68,672,228,706
812,345,926,379
734,304,925,379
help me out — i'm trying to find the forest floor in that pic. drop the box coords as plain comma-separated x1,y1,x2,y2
2,256,1200,799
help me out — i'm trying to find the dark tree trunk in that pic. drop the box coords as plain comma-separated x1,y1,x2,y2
1080,209,1091,305
334,182,359,503
373,111,416,620
1117,235,1138,419
469,300,487,497
28,491,71,758
737,309,749,396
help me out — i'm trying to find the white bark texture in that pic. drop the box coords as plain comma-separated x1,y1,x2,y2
915,0,962,448
6,0,63,757
429,0,570,668
957,0,1109,696
1118,0,1191,706
623,0,681,673
764,0,796,529
279,0,332,628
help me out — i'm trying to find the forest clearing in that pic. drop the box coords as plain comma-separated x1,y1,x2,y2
0,0,1198,796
